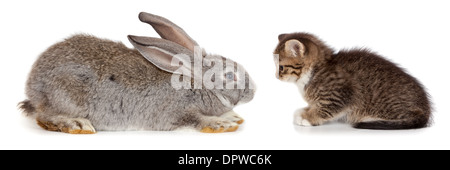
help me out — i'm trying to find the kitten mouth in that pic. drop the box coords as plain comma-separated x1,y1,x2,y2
278,75,297,82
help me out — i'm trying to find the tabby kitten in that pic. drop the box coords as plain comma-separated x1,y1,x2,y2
274,33,431,129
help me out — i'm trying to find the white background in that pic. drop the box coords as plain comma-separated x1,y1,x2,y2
1,0,449,150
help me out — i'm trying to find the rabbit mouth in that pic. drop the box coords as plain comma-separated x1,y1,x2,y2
236,86,255,106
239,75,256,104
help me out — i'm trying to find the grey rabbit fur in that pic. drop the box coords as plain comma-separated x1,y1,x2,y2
19,12,256,134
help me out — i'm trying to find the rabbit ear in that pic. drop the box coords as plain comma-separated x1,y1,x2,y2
139,12,199,52
128,35,193,74
278,34,288,41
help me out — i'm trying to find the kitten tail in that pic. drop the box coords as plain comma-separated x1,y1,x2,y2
353,114,429,130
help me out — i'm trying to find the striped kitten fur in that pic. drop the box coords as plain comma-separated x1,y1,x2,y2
274,33,431,130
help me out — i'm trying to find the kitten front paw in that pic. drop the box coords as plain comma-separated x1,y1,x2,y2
294,108,312,126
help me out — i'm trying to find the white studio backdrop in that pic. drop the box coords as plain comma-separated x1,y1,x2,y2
0,0,449,149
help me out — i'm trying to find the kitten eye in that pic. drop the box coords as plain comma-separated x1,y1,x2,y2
225,72,236,81
279,65,284,71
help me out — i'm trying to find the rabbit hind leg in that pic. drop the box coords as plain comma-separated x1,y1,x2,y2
36,115,96,134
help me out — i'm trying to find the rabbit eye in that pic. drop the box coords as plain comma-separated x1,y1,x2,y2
225,72,236,81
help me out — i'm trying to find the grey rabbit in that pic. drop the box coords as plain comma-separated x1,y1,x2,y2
19,12,256,134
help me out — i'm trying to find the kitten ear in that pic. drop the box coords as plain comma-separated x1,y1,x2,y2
284,39,305,58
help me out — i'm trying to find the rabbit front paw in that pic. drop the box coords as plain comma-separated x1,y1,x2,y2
200,117,239,133
221,110,244,124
